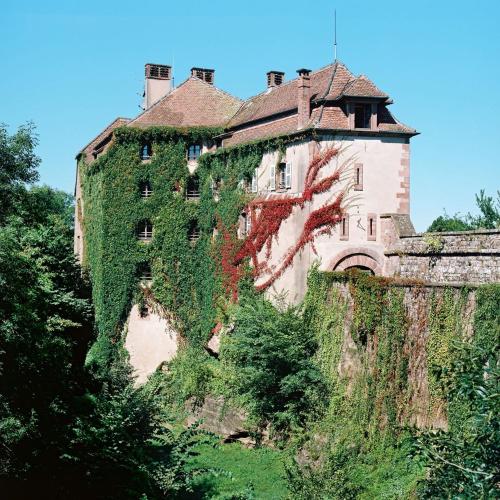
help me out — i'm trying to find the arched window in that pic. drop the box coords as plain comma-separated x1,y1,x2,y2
140,143,152,160
188,220,200,243
140,180,152,198
186,175,200,200
187,144,202,161
137,220,153,241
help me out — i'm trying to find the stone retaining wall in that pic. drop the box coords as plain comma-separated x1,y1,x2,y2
385,229,500,284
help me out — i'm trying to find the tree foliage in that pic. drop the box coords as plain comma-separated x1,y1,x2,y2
427,190,500,232
219,296,326,434
0,124,211,499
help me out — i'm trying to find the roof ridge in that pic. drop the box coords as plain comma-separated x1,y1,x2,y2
127,79,188,126
128,76,242,127
240,63,336,103
79,117,130,153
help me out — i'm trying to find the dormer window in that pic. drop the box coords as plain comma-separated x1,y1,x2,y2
137,220,153,241
140,143,152,160
140,181,152,198
354,104,372,129
187,144,202,161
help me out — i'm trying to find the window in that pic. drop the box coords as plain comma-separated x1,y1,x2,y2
340,215,349,240
276,162,292,190
140,143,152,160
367,214,377,241
269,164,276,191
186,175,200,200
354,104,371,129
187,144,202,161
137,220,153,241
188,220,200,243
138,262,152,281
354,164,363,191
241,211,252,237
140,180,152,198
251,168,258,193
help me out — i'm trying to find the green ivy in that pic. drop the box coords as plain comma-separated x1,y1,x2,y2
80,125,309,367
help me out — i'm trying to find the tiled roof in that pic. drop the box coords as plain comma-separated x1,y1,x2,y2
227,62,389,129
223,115,299,147
79,117,130,157
128,77,242,128
341,75,387,98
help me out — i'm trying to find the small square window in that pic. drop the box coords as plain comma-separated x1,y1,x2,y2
187,144,202,161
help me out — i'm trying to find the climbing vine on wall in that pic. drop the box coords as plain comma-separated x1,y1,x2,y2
80,126,323,365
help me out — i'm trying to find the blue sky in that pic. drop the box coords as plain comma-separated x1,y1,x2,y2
2,0,499,231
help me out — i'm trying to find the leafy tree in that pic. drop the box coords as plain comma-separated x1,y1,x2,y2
413,285,500,498
427,189,500,232
427,212,472,232
219,297,326,434
469,189,500,229
0,124,210,499
0,123,40,223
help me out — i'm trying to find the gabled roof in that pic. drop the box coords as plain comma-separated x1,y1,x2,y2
227,62,389,129
341,75,387,98
79,117,130,157
128,77,242,128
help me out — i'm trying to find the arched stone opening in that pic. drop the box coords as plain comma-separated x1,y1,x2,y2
328,247,383,275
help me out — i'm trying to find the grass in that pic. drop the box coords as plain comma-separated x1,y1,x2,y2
182,441,288,499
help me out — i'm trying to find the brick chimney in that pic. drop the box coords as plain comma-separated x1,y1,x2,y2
267,71,285,88
297,68,311,129
191,67,215,85
143,63,172,110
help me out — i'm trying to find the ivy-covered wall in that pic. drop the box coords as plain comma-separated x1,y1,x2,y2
80,125,299,367
292,270,499,497
304,270,482,431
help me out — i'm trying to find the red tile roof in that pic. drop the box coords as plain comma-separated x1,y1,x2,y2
128,77,242,128
80,61,416,154
79,117,130,158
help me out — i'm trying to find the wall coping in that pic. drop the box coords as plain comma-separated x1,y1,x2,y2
400,228,500,238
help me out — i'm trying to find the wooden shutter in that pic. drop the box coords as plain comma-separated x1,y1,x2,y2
285,162,292,189
251,168,258,192
270,164,276,191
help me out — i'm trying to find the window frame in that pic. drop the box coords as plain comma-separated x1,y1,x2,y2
140,180,153,198
354,164,363,191
367,213,377,241
187,144,202,162
137,220,153,241
140,143,152,160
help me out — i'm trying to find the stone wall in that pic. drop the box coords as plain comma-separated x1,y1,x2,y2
385,229,500,284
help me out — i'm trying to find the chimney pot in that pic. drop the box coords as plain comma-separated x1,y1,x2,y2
267,71,285,88
191,67,215,85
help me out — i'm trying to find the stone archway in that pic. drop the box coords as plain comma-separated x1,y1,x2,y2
328,247,383,275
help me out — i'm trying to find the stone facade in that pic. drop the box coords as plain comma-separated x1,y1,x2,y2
385,229,500,284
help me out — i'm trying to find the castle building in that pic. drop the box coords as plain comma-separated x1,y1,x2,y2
76,61,417,298
75,62,499,382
